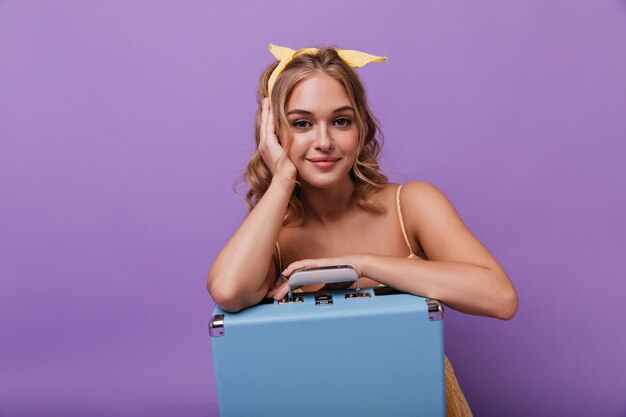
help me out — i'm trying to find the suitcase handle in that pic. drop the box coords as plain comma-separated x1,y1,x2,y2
287,265,360,296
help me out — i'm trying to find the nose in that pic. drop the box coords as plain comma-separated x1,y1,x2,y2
315,124,334,151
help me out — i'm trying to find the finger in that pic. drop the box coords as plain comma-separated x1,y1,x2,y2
270,281,288,300
273,284,293,301
267,99,274,129
282,258,325,278
291,259,319,275
281,261,305,278
273,289,287,301
265,100,276,146
259,98,268,146
266,279,281,298
267,275,286,296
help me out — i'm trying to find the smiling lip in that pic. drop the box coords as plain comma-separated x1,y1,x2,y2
306,157,341,169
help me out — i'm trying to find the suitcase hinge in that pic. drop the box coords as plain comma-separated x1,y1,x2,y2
209,314,225,337
426,299,444,321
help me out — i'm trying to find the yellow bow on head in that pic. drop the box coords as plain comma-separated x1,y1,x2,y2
266,43,387,97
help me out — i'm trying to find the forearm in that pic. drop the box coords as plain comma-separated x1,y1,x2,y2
208,177,295,310
360,254,518,320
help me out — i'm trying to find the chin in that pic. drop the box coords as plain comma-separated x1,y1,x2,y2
299,177,335,189
298,173,351,190
295,160,354,189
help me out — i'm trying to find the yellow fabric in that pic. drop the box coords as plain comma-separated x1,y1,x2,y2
444,356,473,416
267,43,387,97
275,241,282,277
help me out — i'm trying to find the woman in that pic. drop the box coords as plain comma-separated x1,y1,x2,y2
207,43,518,416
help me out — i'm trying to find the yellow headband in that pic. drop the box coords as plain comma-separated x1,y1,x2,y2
266,43,387,98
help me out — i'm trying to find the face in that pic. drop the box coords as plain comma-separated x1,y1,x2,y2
280,72,359,190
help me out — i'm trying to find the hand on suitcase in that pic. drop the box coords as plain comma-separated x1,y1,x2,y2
266,275,297,300
266,256,365,300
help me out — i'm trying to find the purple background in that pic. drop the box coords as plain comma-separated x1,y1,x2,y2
1,1,625,416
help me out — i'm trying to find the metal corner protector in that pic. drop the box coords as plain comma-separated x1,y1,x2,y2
425,299,444,321
209,314,225,337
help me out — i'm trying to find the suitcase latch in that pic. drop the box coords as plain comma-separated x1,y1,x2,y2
315,293,333,306
278,296,304,304
345,292,371,299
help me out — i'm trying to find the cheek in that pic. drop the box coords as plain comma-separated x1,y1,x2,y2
277,128,299,152
277,127,289,146
346,147,359,166
286,134,311,158
339,133,360,159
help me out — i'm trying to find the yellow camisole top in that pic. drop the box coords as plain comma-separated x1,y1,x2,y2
275,184,473,416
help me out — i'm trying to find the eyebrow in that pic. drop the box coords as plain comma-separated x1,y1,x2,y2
286,106,355,116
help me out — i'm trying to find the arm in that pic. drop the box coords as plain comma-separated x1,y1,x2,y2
207,99,296,312
272,181,518,320
359,254,517,320
208,177,294,312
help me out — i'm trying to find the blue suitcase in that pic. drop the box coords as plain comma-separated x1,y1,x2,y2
209,271,445,417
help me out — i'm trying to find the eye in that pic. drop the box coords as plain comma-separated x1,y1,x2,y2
291,120,311,129
334,117,352,127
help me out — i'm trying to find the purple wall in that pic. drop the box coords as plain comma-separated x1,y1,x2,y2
1,1,625,416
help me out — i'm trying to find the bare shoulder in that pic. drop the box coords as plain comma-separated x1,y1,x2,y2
399,181,494,265
371,182,402,200
370,181,454,222
400,180,442,195
399,181,459,222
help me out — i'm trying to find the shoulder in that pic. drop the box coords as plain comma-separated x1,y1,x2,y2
399,181,451,207
361,183,402,213
371,183,402,202
370,181,453,216
398,181,461,229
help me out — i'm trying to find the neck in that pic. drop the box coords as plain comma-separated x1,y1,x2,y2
299,178,356,226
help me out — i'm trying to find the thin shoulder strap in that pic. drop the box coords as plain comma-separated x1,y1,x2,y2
396,184,416,256
275,241,283,273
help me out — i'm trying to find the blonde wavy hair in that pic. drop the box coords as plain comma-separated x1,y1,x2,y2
245,46,388,226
